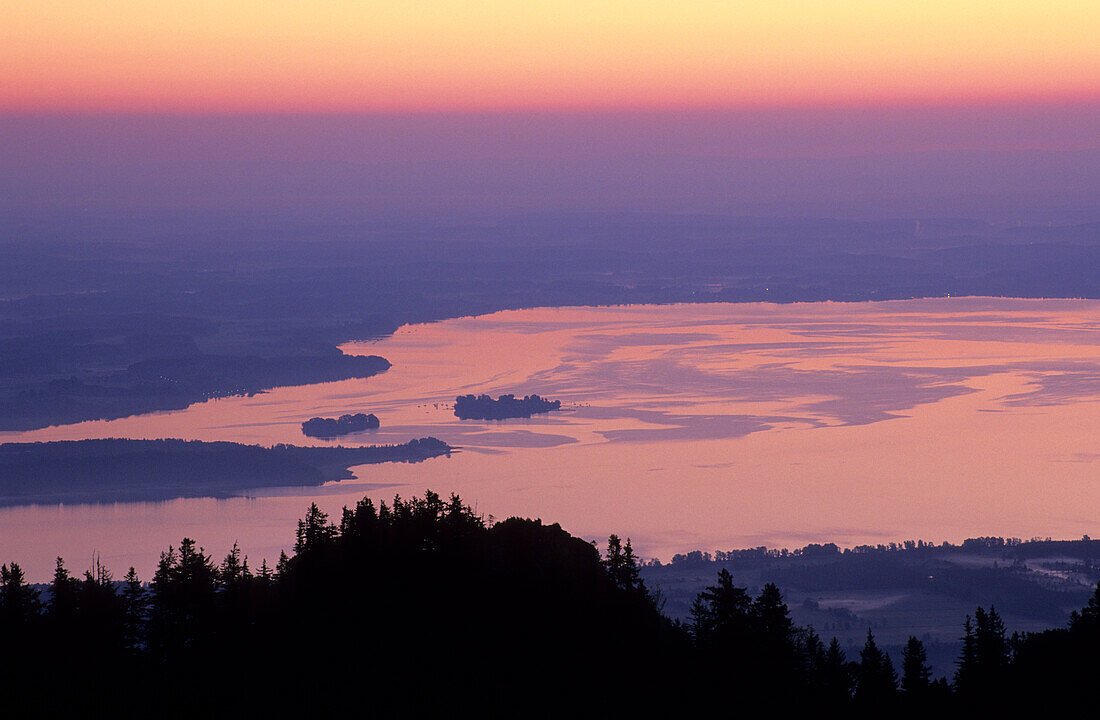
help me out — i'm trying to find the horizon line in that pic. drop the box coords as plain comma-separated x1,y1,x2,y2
3,97,1100,119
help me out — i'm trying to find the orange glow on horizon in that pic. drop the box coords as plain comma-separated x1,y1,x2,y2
3,1,1099,113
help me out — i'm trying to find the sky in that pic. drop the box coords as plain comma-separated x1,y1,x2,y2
3,1,1099,113
2,2,1098,224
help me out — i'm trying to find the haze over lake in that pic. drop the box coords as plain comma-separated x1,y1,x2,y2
4,296,1100,580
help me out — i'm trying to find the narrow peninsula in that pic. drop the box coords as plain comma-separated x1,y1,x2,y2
0,437,450,505
454,393,562,420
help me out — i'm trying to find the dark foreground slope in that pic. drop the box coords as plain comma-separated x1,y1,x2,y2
0,493,681,717
3,491,1100,716
0,437,450,504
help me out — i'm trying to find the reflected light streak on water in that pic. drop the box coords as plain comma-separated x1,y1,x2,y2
2,297,1100,581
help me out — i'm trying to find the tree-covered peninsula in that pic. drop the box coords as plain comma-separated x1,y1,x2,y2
0,437,450,505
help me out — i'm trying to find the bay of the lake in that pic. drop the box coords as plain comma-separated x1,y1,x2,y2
3,297,1100,581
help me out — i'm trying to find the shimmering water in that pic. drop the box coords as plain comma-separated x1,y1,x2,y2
3,298,1100,581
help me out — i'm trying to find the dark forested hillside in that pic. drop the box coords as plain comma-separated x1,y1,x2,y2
0,492,681,716
2,491,1099,715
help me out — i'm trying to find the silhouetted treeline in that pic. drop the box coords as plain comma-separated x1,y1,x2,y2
301,412,380,437
0,492,678,716
454,393,562,420
664,534,1100,566
3,492,1100,715
0,437,450,504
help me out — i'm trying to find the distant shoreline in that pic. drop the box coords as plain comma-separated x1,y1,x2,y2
4,213,1096,432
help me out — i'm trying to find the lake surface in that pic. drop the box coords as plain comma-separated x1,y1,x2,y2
3,297,1100,581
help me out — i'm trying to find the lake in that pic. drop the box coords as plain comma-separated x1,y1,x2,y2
3,297,1100,581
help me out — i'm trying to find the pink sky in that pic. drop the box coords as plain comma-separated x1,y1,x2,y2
3,1,1099,113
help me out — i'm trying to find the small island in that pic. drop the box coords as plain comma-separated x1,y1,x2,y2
302,412,380,438
454,393,562,420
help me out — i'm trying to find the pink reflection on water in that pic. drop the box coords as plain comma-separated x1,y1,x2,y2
3,297,1100,581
